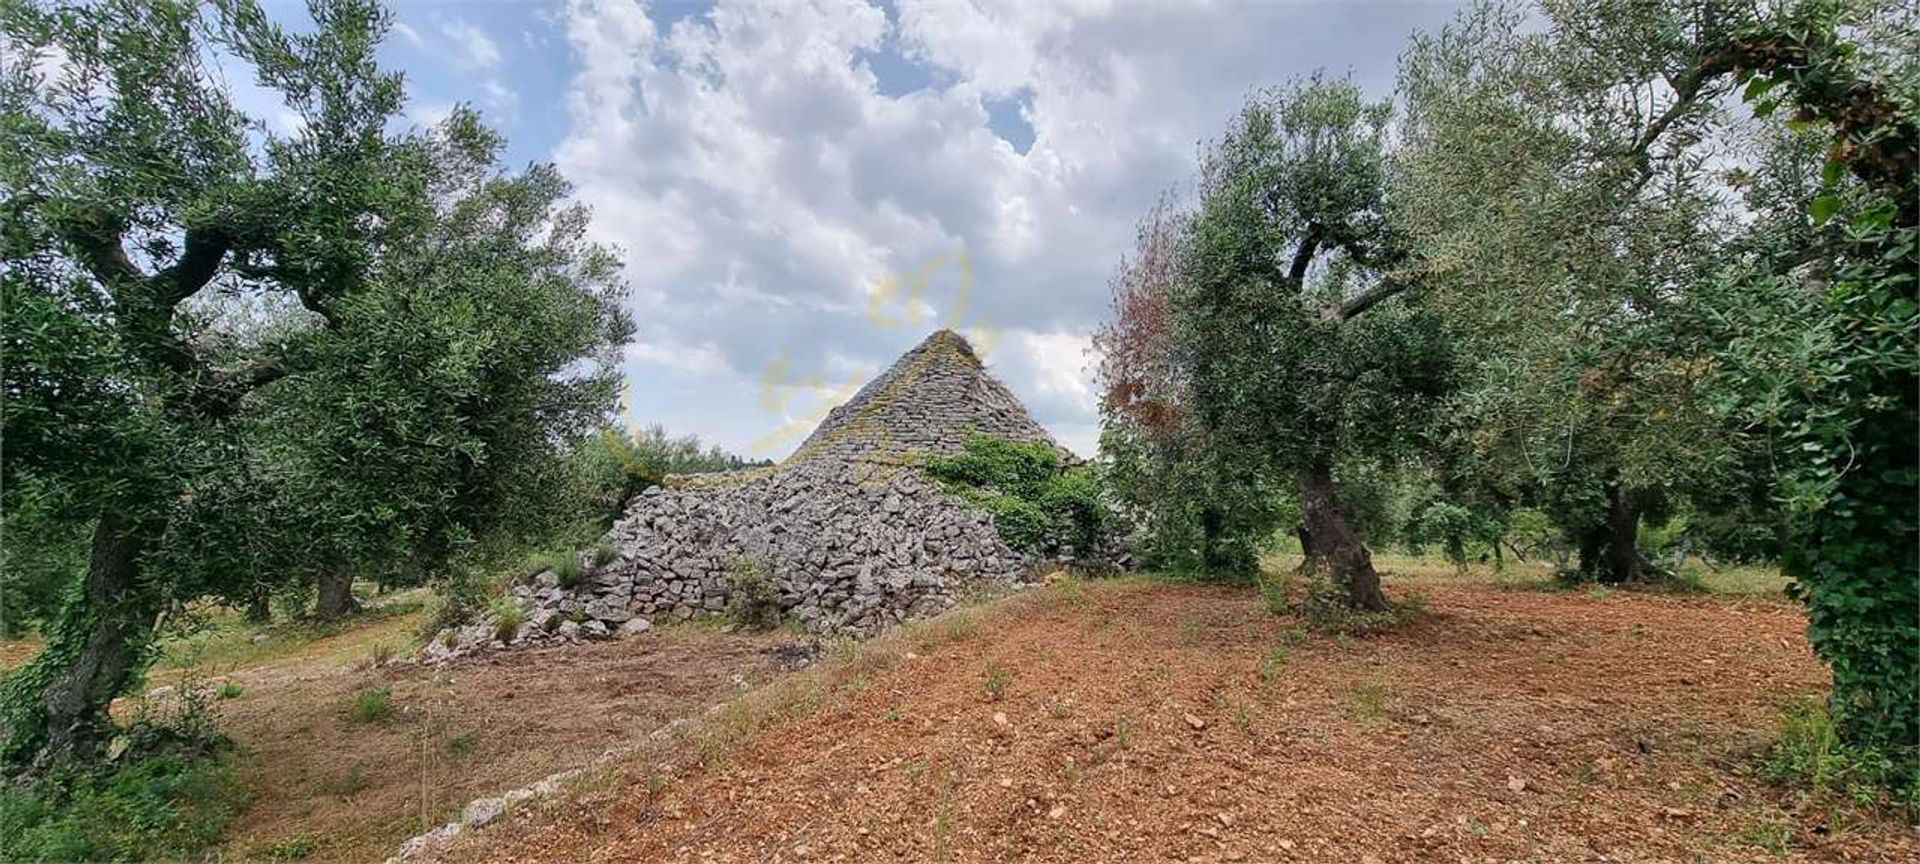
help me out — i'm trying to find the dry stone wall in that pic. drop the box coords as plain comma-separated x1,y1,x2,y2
425,330,1063,662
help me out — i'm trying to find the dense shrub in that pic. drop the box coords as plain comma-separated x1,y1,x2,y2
925,435,1112,558
1,673,239,862
726,556,783,630
0,752,243,862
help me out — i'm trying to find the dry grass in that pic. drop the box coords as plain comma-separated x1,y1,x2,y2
1267,551,1790,597
151,587,431,680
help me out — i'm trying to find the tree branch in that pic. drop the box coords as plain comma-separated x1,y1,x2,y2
191,355,293,418
1287,223,1324,283
1332,278,1412,322
63,214,145,293
151,228,230,306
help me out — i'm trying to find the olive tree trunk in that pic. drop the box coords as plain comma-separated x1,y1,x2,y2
1298,461,1390,611
1599,484,1646,584
314,568,357,620
1293,523,1322,575
1574,483,1653,584
2,515,159,773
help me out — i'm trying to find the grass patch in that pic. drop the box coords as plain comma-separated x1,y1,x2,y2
590,539,619,569
982,661,1013,701
1733,817,1795,858
525,550,585,590
217,680,245,700
445,731,478,758
1346,679,1394,726
490,596,527,643
265,833,319,861
1763,696,1917,817
1256,647,1290,684
346,686,393,724
149,588,430,682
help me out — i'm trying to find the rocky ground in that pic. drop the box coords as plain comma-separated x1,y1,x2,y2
423,579,1917,864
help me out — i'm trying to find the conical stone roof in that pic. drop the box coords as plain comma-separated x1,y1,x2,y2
789,329,1068,467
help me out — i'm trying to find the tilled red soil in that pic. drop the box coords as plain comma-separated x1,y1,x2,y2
434,581,1915,864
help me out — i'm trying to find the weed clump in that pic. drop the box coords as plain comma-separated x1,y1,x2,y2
490,596,527,642
524,550,585,590
1,675,242,863
0,752,243,862
1764,697,1917,817
982,661,1012,701
726,555,783,630
346,686,393,724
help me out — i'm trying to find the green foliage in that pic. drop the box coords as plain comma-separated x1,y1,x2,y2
574,425,770,527
1,671,234,859
265,834,318,861
525,550,585,591
981,662,1012,702
0,752,243,863
1256,571,1292,616
926,435,1112,558
490,597,527,643
725,556,783,631
1765,697,1917,816
345,687,392,724
0,0,634,771
0,480,88,637
216,681,243,700
1692,4,1918,770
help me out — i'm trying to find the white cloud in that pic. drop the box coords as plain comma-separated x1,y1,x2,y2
555,0,1454,456
442,19,503,70
392,20,424,48
408,100,454,130
1011,328,1095,410
627,339,731,376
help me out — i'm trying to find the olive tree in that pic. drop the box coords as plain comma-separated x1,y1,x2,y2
1397,0,1916,760
1157,77,1450,610
0,0,631,773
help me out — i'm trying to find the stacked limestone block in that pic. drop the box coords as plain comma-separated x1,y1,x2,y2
424,330,1069,661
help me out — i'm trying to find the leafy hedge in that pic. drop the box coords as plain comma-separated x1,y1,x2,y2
925,435,1111,557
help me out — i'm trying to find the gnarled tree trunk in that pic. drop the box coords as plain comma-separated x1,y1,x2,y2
3,515,159,774
1574,482,1652,584
1299,461,1390,611
1294,523,1322,575
314,568,357,620
1599,484,1646,584
245,584,271,624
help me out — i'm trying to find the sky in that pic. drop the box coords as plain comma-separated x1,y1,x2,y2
258,0,1463,460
